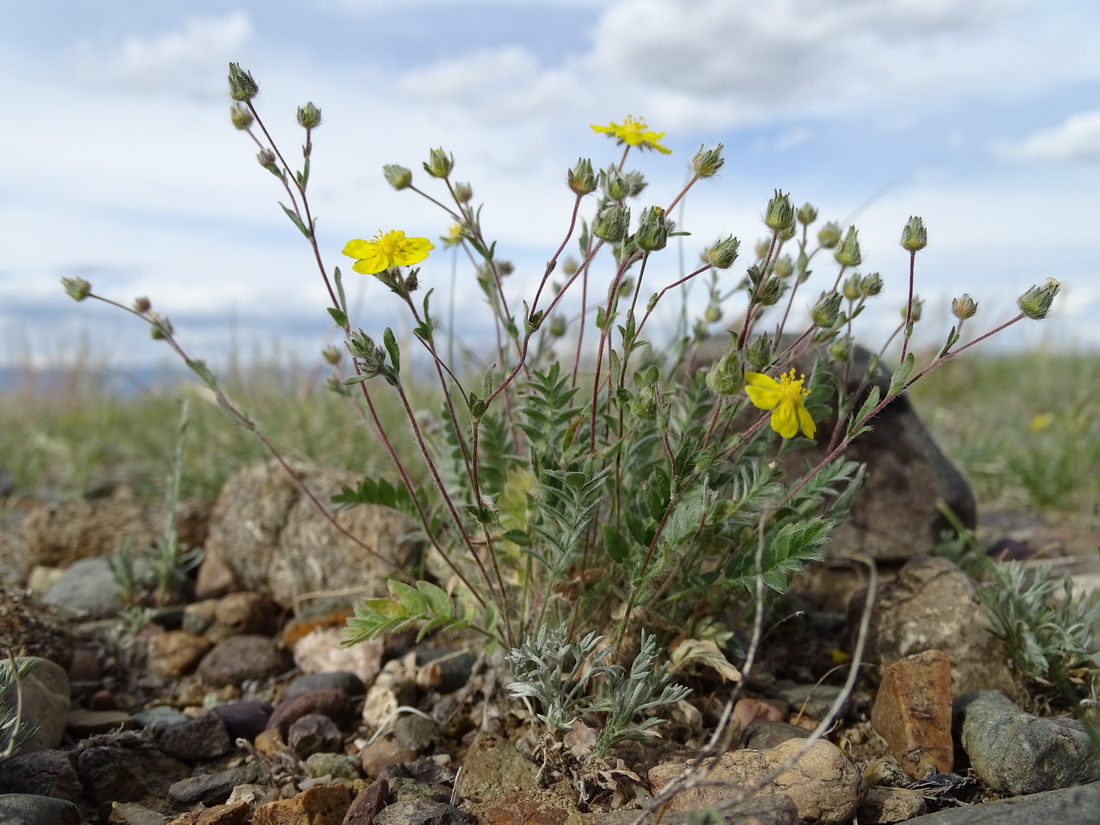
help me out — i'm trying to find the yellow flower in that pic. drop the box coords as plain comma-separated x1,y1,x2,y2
441,223,465,249
591,115,672,154
342,230,435,275
1029,413,1052,432
745,369,816,439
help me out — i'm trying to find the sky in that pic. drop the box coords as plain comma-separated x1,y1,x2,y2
3,0,1099,381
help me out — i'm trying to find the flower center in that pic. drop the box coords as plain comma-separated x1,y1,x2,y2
778,369,808,401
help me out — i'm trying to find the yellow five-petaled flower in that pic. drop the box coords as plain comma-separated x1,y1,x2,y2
591,115,672,154
342,230,435,275
744,369,816,439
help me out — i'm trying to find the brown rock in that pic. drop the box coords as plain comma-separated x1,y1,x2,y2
197,634,291,687
0,587,75,669
648,738,863,825
146,630,213,678
166,802,251,824
359,737,419,780
211,591,277,640
871,649,954,779
267,688,356,739
454,735,538,805
858,787,927,823
66,709,134,738
193,544,238,600
469,790,572,825
341,778,389,825
204,461,421,610
734,697,787,729
251,784,353,825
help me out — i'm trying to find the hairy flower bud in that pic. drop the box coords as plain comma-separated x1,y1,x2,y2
903,296,924,323
756,275,784,306
773,254,794,279
132,296,152,314
453,181,473,203
229,103,253,130
704,236,740,269
817,221,842,249
567,158,597,196
1017,278,1060,320
797,202,818,226
549,315,567,337
745,333,772,371
828,340,851,361
704,303,721,323
257,148,279,175
148,312,173,340
600,167,630,202
754,239,771,261
706,349,743,395
635,205,670,251
227,62,259,101
62,277,91,302
322,345,341,365
900,216,928,252
811,291,843,328
834,226,862,267
625,170,647,198
383,164,413,190
691,144,725,178
860,272,883,297
423,147,454,178
951,293,978,320
592,203,630,243
841,272,861,301
764,189,795,234
296,101,322,129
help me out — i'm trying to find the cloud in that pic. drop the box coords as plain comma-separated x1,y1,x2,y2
996,110,1100,162
75,12,252,96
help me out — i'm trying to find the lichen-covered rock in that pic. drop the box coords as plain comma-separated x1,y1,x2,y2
204,461,421,610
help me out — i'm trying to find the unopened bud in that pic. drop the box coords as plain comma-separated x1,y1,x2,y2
834,226,862,267
423,147,454,178
773,254,794,279
756,276,784,306
257,148,279,175
1017,278,1060,320
706,349,743,395
322,345,341,365
828,340,852,361
600,167,630,202
383,164,413,190
592,203,630,243
636,205,670,251
148,312,173,340
903,296,924,323
561,256,579,276
754,239,771,261
745,333,772,371
704,236,740,269
900,216,928,252
763,189,795,234
691,144,725,178
625,171,647,198
811,291,843,328
453,181,473,203
133,296,152,314
797,203,818,225
817,221,842,249
229,103,253,130
62,277,91,302
841,272,861,301
567,158,597,196
227,63,259,102
549,315,567,337
704,303,721,323
951,294,978,320
296,101,322,129
859,272,883,297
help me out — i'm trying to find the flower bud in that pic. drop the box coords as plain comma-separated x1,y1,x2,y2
567,158,597,196
62,277,91,302
811,291,843,328
828,340,852,361
704,236,740,269
636,205,670,251
383,164,413,190
227,63,259,102
453,181,473,203
497,260,515,276
704,303,721,323
706,350,743,395
132,296,151,314
745,333,772,371
549,315,567,337
625,171,648,198
834,226,862,267
423,147,453,178
600,167,630,202
756,276,784,306
592,203,630,243
951,293,978,320
296,101,322,129
257,148,279,175
229,103,253,130
859,272,883,297
322,345,341,365
900,216,928,252
817,221,842,249
561,257,579,276
691,144,725,178
763,189,795,234
773,254,794,279
902,296,924,323
1017,278,1060,320
754,239,771,261
148,312,173,340
841,272,861,301
797,202,818,225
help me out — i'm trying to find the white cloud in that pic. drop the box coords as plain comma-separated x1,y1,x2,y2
75,12,252,95
997,110,1100,163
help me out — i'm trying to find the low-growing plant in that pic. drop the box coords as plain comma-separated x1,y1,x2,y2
0,654,36,760
61,64,1062,786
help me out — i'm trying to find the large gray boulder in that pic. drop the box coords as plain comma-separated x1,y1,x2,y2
203,461,421,613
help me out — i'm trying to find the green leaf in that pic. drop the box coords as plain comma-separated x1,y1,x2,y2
185,359,218,392
888,352,915,397
849,385,881,437
500,529,531,547
383,328,401,376
278,202,311,238
327,306,348,328
602,524,629,564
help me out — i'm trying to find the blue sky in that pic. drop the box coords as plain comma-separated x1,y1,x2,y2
3,0,1099,375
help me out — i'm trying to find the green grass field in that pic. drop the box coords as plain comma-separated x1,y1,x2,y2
1,349,1097,531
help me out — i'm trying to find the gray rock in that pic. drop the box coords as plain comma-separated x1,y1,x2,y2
374,799,477,825
210,699,271,742
0,656,70,755
303,751,362,781
196,633,291,687
741,719,811,750
168,763,264,806
287,712,344,758
766,681,847,721
283,670,366,702
695,337,975,561
155,708,232,762
204,460,421,610
0,748,83,804
74,736,190,809
394,713,440,753
0,793,82,825
41,555,152,619
132,705,190,731
955,690,1097,794
899,780,1100,824
857,555,1022,698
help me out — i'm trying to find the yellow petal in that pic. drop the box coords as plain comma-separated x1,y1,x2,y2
351,251,387,275
770,402,799,438
342,239,373,258
744,373,781,410
796,404,817,439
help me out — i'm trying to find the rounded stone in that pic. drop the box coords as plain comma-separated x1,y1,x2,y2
197,634,291,687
